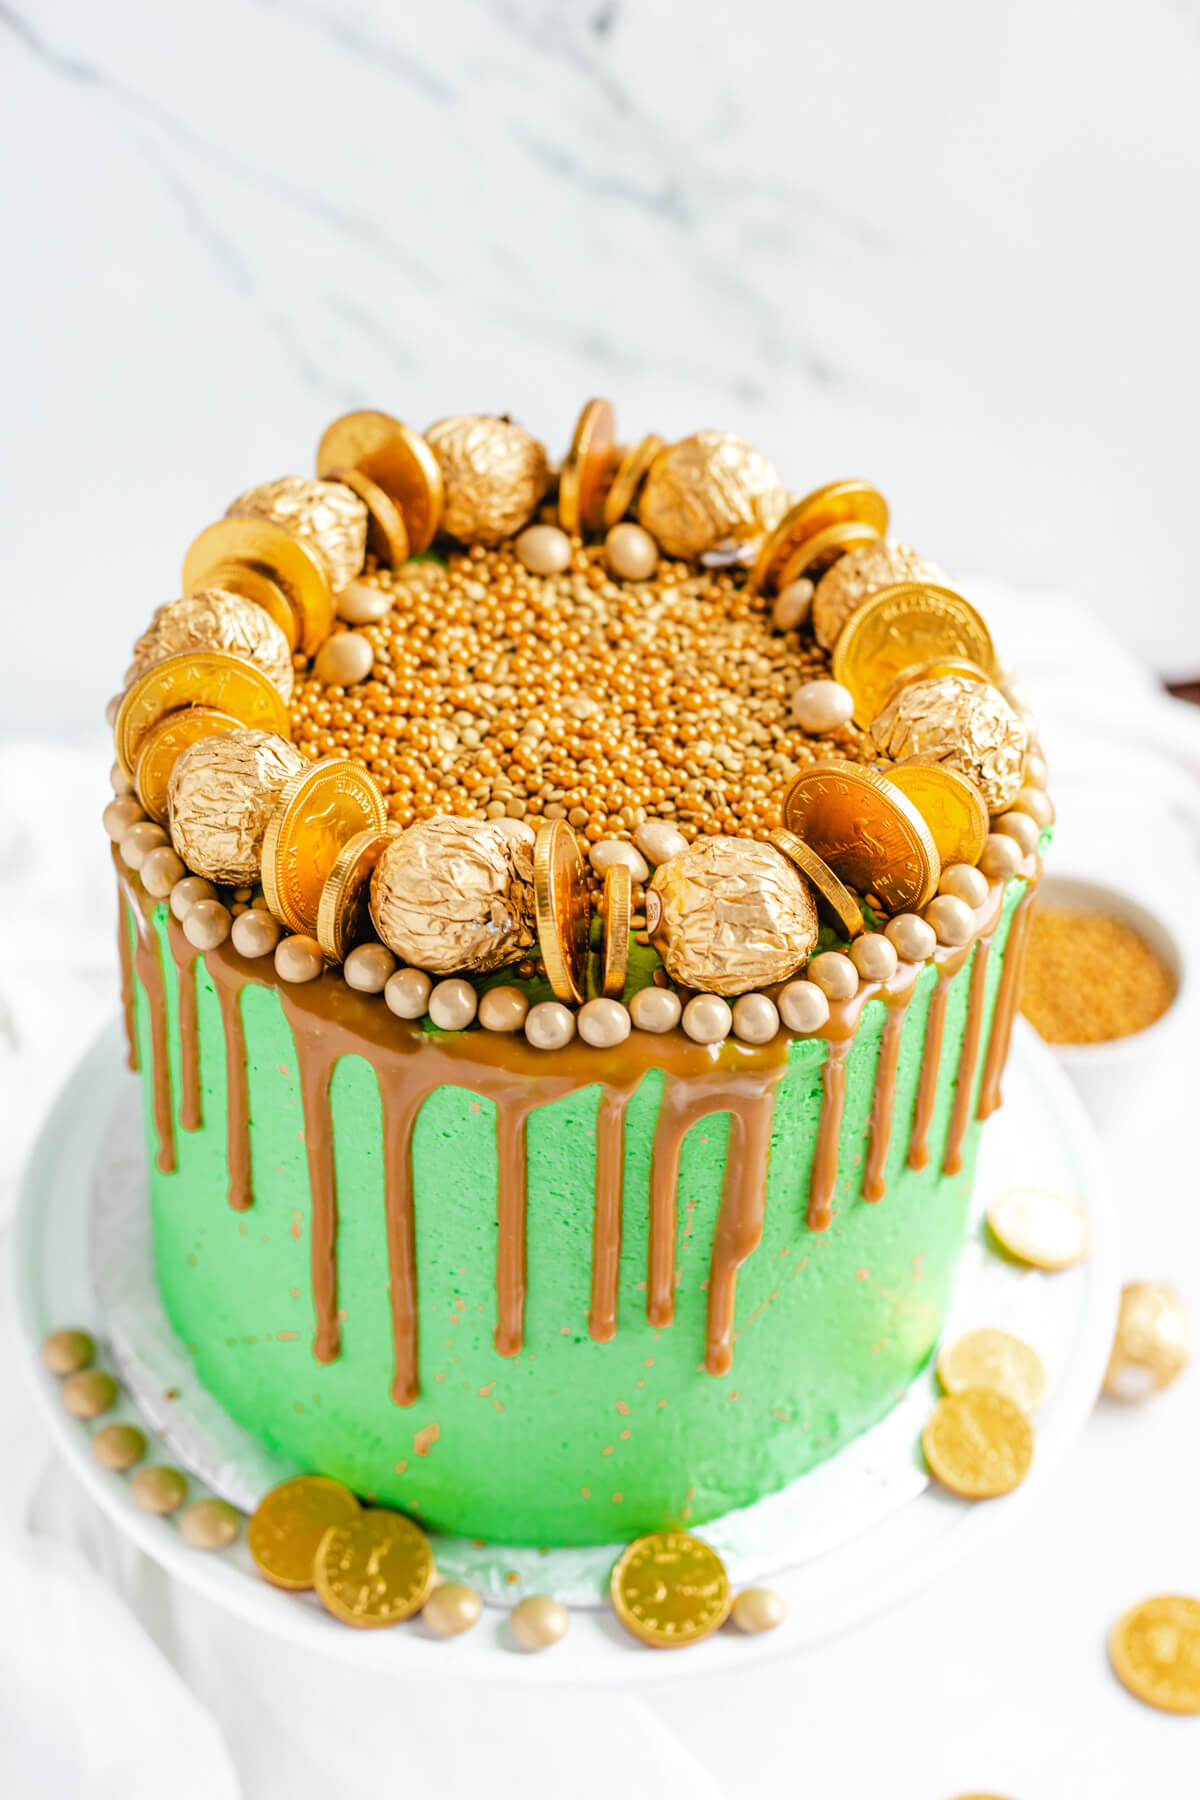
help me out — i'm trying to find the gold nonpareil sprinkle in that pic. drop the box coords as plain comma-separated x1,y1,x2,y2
1021,907,1176,1044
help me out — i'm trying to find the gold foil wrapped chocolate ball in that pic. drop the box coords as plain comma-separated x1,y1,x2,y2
648,837,818,997
869,674,1027,813
226,475,368,593
126,591,295,702
638,431,786,560
811,538,948,649
370,816,537,975
1104,1282,1194,1401
168,729,307,886
424,415,550,545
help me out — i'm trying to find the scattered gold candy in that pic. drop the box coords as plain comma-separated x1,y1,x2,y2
1021,908,1176,1045
937,1328,1047,1414
261,756,387,935
182,515,333,657
869,673,1026,814
316,410,444,554
423,1580,483,1638
41,1327,94,1376
115,650,293,781
133,705,244,827
730,1586,787,1634
62,1369,117,1420
879,760,989,869
533,819,591,1004
316,826,397,963
313,1507,435,1628
510,1593,569,1651
127,591,295,702
180,1497,241,1551
648,836,818,997
371,816,536,975
426,414,548,545
748,480,889,596
1104,1282,1193,1401
599,860,632,998
168,728,306,886
91,1423,146,1471
810,536,945,648
768,826,863,941
248,1474,360,1591
559,398,618,537
832,583,994,729
1109,1596,1200,1713
922,1389,1033,1499
610,1530,732,1648
130,1465,188,1515
780,759,940,912
986,1186,1090,1272
639,431,785,560
227,475,368,593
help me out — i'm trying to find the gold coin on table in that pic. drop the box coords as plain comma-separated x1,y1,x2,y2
773,517,881,591
133,705,244,826
558,398,618,537
610,1530,731,1648
779,759,940,912
768,826,864,940
316,825,397,963
316,409,444,554
262,757,387,936
182,516,333,657
331,466,410,568
922,1388,1033,1499
533,820,591,1004
313,1507,436,1628
937,1327,1047,1415
878,760,989,869
986,1186,1090,1272
831,582,995,727
247,1474,360,1591
747,479,889,594
603,433,663,529
115,650,292,779
598,861,632,998
1109,1595,1200,1714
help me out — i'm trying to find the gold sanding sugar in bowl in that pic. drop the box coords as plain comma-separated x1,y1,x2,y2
1020,907,1176,1044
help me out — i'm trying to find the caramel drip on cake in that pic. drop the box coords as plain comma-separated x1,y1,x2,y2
908,972,953,1172
705,1082,785,1376
943,937,993,1175
167,920,203,1133
808,1041,849,1230
589,1087,635,1344
206,956,255,1211
379,1082,437,1406
124,880,175,1174
977,867,1042,1119
276,1004,342,1365
863,995,910,1203
494,1095,536,1358
647,1084,732,1329
117,895,139,1072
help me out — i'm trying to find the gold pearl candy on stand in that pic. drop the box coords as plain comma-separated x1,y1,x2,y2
92,1423,147,1471
423,1581,484,1638
42,1328,95,1375
1104,1282,1193,1401
509,1593,569,1651
730,1586,787,1634
62,1369,118,1419
180,1498,241,1551
131,1465,189,1515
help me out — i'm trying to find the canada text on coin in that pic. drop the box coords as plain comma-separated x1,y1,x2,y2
262,758,387,936
610,1530,732,1648
831,583,994,727
114,651,292,778
247,1475,360,1591
779,759,939,912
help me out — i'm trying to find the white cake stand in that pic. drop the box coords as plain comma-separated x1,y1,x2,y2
14,1018,1121,1684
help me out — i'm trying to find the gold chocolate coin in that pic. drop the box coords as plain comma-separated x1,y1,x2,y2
986,1186,1090,1272
533,820,591,1004
316,825,397,962
247,1474,360,1591
133,705,244,826
332,466,410,568
610,1530,731,1648
922,1388,1033,1499
768,826,864,940
773,517,881,591
183,516,333,657
878,656,991,711
262,757,387,936
205,562,301,651
603,433,663,529
937,1328,1047,1415
831,582,995,728
1109,1595,1200,1714
599,861,632,998
878,761,989,869
779,759,939,912
747,479,889,594
559,398,618,537
115,650,292,779
313,1507,436,1629
316,409,444,554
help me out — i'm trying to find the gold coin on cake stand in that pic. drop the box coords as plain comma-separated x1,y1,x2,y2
610,1530,732,1648
878,760,989,869
133,705,244,825
316,409,444,554
1109,1595,1200,1714
603,434,664,529
831,582,995,728
986,1186,1091,1272
533,820,591,1005
773,517,882,591
768,826,864,940
331,466,410,568
747,479,889,594
262,757,387,936
558,398,618,537
313,1507,436,1628
937,1328,1047,1415
598,861,632,997
316,825,397,962
922,1388,1033,1499
182,516,334,657
247,1474,360,1591
779,759,940,912
115,650,293,779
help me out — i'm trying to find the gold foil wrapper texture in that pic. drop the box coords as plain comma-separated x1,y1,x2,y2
126,590,296,702
227,475,368,592
424,416,550,545
649,836,818,996
870,674,1027,812
369,816,536,975
811,538,947,649
638,432,786,560
168,729,307,885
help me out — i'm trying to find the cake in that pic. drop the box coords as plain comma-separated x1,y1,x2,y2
102,404,1049,1550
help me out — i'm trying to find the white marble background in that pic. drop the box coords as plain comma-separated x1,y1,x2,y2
2,0,1200,737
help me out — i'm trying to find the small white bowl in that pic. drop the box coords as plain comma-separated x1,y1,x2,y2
1029,873,1189,1123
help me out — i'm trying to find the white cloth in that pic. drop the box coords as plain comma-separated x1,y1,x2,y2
2,592,1199,1799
